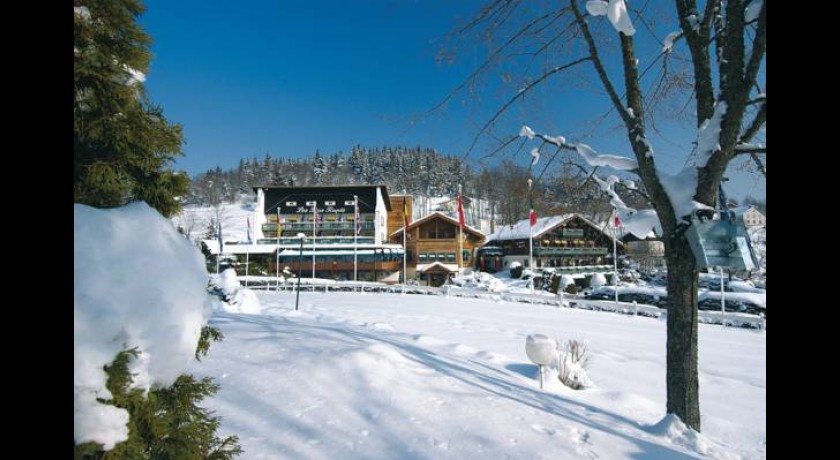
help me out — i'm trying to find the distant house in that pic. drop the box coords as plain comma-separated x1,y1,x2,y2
621,233,665,273
390,211,486,287
482,214,624,275
742,205,766,227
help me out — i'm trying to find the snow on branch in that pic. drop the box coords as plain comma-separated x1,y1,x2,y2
585,0,636,36
662,31,682,53
519,126,638,172
575,143,639,171
695,101,727,167
520,126,655,237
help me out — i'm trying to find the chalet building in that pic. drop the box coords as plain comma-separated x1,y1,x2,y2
389,211,486,287
481,214,624,275
621,233,665,273
742,205,766,227
210,185,405,282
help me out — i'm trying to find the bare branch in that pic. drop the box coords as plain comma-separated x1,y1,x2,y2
569,1,634,127
739,103,766,144
675,0,715,124
463,56,591,157
428,9,562,117
749,153,767,178
734,144,765,154
743,2,766,93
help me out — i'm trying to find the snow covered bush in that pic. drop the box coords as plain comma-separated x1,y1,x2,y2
209,268,262,314
510,261,523,279
555,339,592,390
565,283,578,295
590,273,607,290
74,203,241,458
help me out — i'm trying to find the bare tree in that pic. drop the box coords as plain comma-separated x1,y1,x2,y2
441,0,765,431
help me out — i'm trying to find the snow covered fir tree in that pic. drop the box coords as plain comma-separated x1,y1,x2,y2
74,0,240,457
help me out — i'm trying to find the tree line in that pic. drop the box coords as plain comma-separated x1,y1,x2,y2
186,145,641,229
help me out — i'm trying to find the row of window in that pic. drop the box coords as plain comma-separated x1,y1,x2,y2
417,251,472,263
285,200,357,207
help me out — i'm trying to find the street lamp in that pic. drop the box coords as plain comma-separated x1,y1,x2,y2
295,232,306,311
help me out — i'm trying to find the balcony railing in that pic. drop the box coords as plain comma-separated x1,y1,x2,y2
534,247,608,256
264,222,375,232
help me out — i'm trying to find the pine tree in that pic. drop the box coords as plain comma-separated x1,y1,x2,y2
74,0,189,218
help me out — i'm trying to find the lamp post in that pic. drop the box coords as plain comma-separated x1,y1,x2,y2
295,233,306,311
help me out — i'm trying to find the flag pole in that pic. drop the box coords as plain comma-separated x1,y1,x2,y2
245,217,250,288
527,179,533,295
312,202,317,284
402,196,408,294
217,220,223,275
353,195,358,283
458,185,464,273
276,207,281,291
613,208,619,305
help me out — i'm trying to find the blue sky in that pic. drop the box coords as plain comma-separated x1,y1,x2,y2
141,0,765,201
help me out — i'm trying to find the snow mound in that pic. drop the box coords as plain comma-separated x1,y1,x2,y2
648,413,710,455
74,202,213,449
210,268,262,314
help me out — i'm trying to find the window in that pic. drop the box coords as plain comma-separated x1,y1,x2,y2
325,200,336,206
306,201,316,206
418,253,428,262
286,201,296,206
345,200,355,206
438,253,447,262
446,252,456,262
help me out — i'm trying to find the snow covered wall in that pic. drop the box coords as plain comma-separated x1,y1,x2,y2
74,202,214,449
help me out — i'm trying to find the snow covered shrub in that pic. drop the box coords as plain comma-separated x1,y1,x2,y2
74,203,242,458
565,283,578,295
590,273,607,290
510,261,523,279
555,339,592,390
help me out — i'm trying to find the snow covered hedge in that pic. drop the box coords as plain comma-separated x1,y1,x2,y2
74,203,216,450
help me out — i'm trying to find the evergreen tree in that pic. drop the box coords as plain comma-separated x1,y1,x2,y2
74,0,188,217
74,2,240,456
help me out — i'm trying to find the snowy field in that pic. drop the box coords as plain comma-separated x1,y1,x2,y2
190,290,766,459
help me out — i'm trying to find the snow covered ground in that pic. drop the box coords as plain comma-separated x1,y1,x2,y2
190,290,766,459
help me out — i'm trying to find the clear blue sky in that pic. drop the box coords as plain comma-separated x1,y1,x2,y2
141,0,765,202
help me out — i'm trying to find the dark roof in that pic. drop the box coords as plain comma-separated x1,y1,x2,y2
255,185,391,214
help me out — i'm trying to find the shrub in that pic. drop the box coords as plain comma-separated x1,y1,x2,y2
73,327,242,459
555,339,592,390
565,283,578,295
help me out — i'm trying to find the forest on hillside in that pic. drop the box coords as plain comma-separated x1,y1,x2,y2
187,145,653,227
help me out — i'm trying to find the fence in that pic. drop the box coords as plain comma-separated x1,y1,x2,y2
236,278,765,330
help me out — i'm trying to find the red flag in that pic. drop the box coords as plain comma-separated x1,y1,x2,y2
613,210,622,228
457,194,466,229
529,208,537,227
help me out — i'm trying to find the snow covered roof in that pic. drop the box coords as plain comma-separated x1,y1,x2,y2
389,211,485,239
202,241,404,255
485,213,622,245
416,262,460,273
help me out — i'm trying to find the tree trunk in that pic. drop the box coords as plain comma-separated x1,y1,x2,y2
663,232,701,431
